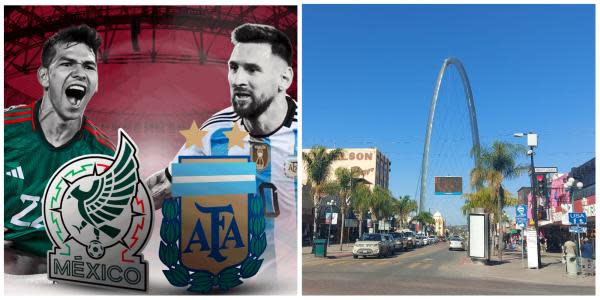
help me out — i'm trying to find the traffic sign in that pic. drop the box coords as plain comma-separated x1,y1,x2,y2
534,167,558,174
516,217,527,228
568,213,587,225
569,226,587,233
516,204,527,218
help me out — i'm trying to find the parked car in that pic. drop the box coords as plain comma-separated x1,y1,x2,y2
390,232,408,252
449,236,466,251
417,234,428,246
414,234,424,247
381,233,395,253
428,236,437,244
403,231,416,249
353,233,393,258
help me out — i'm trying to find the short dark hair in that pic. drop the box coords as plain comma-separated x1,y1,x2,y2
41,24,102,68
231,23,293,66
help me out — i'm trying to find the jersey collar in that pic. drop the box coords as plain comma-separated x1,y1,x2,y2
34,99,86,150
242,96,297,138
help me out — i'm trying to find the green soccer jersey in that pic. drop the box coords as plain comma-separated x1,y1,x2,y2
4,100,115,257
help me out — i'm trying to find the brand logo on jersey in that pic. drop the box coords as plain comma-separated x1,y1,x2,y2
284,156,297,179
250,142,270,172
43,129,153,291
159,157,265,293
5,165,24,180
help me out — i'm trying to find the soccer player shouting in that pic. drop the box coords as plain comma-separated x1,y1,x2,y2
4,24,114,274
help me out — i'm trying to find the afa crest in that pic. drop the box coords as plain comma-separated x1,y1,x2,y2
250,142,270,172
160,156,265,293
43,129,153,291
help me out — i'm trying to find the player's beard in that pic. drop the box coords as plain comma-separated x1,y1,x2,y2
232,93,274,119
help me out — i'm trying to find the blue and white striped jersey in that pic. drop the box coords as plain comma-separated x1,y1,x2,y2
170,97,298,283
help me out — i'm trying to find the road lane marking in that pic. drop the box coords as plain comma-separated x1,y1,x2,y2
407,262,420,269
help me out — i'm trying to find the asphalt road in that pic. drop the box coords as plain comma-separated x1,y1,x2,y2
303,243,595,295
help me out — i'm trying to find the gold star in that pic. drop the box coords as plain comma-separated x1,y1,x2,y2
224,122,248,150
180,121,207,149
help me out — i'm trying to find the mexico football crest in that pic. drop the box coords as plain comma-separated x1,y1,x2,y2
160,156,265,293
43,129,153,291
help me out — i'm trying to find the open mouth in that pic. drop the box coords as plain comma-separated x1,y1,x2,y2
233,90,253,102
65,84,86,107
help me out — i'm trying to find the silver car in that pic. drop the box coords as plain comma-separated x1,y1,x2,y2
449,236,465,251
403,231,416,249
414,234,425,247
390,232,408,252
353,233,393,258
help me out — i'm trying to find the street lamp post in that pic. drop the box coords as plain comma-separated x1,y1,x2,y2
514,132,541,268
564,177,583,261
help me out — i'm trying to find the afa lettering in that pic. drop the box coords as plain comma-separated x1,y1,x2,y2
183,203,244,263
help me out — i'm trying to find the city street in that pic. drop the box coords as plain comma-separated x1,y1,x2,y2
303,242,595,295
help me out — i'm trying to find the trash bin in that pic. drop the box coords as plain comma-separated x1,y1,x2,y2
314,239,327,257
566,255,578,276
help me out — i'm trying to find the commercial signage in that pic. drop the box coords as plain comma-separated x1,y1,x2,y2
569,226,587,233
516,218,527,229
331,213,338,225
434,176,462,195
336,151,374,161
468,214,489,260
526,228,539,269
516,204,527,218
345,219,358,228
568,212,587,225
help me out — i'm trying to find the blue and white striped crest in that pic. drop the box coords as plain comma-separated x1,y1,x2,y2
160,156,265,292
171,162,256,196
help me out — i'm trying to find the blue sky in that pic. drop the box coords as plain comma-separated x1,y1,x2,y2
303,4,595,225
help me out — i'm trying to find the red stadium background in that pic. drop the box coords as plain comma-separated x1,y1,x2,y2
4,6,297,178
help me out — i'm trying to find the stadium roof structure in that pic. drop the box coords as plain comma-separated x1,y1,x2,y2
4,6,297,178
5,6,297,104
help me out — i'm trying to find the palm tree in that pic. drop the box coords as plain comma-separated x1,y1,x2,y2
467,141,527,260
302,146,342,241
412,211,435,235
328,166,365,249
351,184,372,238
461,187,519,216
395,195,418,229
370,186,394,232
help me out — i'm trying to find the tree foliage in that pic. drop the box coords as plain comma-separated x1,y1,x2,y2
302,145,343,238
463,141,527,223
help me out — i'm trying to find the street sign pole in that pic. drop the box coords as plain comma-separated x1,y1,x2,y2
577,223,581,273
577,224,581,258
521,229,525,268
529,147,541,268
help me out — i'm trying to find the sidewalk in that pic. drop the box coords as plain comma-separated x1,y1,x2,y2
302,242,354,259
458,248,595,287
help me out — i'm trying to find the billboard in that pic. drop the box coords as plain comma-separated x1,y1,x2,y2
468,213,489,260
435,176,462,195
